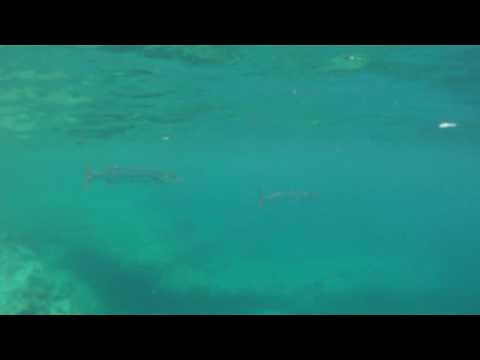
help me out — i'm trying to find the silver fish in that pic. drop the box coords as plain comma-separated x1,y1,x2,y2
85,165,181,185
258,189,319,208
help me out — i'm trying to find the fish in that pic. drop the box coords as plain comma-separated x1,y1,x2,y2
128,90,177,99
111,90,177,99
258,189,319,208
85,165,181,185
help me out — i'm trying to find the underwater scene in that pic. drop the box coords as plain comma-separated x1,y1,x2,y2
1,45,479,314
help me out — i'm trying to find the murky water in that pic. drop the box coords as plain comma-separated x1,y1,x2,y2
1,45,479,314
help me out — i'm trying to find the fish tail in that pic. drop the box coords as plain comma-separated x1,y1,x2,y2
258,188,265,208
85,164,93,186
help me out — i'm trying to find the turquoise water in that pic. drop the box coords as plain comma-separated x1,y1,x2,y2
1,45,480,314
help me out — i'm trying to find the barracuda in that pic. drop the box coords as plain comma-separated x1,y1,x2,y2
258,189,319,208
85,165,181,185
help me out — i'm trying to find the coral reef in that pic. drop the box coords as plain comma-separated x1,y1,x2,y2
0,239,99,315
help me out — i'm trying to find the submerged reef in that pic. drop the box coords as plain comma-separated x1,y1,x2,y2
0,238,99,315
149,254,420,314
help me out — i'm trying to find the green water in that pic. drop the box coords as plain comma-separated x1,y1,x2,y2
1,45,479,314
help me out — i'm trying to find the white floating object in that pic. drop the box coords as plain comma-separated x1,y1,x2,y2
161,136,170,141
438,122,457,129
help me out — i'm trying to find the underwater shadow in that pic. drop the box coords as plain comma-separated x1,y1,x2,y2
58,242,292,314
